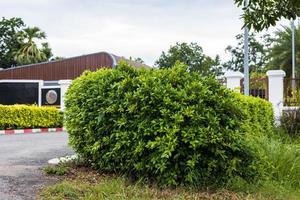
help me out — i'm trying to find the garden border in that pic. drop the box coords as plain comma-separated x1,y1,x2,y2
0,127,66,135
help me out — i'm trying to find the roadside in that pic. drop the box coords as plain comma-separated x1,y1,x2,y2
39,165,271,200
0,132,73,200
38,165,247,200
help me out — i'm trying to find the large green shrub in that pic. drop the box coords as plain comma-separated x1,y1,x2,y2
0,105,63,129
65,62,274,186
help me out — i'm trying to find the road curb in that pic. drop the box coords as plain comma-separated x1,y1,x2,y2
0,127,66,135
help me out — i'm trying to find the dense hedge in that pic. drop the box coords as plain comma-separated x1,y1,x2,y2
65,62,274,186
0,105,63,129
235,93,274,138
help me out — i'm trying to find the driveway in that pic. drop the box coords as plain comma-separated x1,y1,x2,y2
0,132,73,200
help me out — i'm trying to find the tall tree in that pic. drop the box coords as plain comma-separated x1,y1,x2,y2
224,32,273,73
155,42,222,76
235,0,300,31
268,25,300,77
0,17,25,68
13,26,52,65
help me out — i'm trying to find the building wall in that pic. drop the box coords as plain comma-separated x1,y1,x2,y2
0,52,114,81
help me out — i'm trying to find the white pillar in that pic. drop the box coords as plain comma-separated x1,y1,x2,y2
58,80,72,111
224,71,244,92
266,70,286,120
37,80,44,106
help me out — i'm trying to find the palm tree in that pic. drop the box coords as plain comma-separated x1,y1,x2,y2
269,25,300,78
13,27,50,65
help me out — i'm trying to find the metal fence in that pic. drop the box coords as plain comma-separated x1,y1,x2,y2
284,78,300,106
240,77,268,100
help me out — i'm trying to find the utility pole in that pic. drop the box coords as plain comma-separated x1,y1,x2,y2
243,0,249,95
291,19,296,89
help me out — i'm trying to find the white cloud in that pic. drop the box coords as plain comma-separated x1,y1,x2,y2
0,0,270,66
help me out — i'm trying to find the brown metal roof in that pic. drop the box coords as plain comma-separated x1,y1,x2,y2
0,52,150,81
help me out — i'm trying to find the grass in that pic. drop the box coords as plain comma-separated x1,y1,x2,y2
39,166,269,200
226,134,300,200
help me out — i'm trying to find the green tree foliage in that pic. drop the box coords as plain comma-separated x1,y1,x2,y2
65,62,275,186
41,42,53,61
0,17,25,68
129,56,145,64
268,25,300,77
224,33,272,73
235,0,300,31
155,42,223,76
50,56,65,61
13,26,52,65
0,17,54,68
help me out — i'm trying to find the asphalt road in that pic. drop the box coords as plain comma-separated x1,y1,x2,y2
0,132,73,200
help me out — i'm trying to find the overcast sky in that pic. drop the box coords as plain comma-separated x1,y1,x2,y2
0,0,287,65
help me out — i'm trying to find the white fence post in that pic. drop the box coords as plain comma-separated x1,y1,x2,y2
58,80,72,111
224,71,244,92
266,70,286,120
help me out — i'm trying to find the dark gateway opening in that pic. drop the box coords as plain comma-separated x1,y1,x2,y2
0,82,39,105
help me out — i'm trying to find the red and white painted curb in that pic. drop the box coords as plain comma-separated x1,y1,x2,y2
0,127,66,135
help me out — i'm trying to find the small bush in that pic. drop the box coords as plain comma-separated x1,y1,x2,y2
284,88,300,107
65,62,274,186
0,105,63,129
44,165,70,176
280,108,300,137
